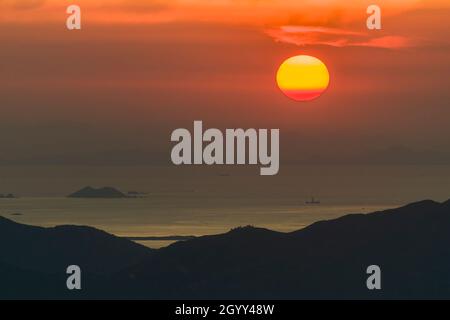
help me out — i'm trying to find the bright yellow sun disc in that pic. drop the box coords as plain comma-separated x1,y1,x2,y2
276,55,330,101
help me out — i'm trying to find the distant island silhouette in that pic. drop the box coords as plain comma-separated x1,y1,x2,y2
0,193,17,199
1,198,450,299
68,186,129,198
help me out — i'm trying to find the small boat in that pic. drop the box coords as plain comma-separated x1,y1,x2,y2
305,197,320,204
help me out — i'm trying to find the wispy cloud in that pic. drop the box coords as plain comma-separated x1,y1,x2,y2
277,26,364,37
352,36,413,49
265,25,414,49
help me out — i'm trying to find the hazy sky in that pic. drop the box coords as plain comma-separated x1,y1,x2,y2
0,0,449,165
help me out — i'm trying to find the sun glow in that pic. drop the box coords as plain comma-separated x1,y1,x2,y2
276,55,330,101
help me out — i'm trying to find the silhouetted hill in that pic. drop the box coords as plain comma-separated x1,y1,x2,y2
118,199,450,299
68,186,127,198
2,199,450,299
0,216,153,276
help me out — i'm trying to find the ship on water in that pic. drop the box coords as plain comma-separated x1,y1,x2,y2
305,196,320,204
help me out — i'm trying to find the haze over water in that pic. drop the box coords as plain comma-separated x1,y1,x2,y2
1,165,449,247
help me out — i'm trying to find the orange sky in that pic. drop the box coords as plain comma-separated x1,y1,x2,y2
0,0,449,165
1,0,449,49
0,0,446,25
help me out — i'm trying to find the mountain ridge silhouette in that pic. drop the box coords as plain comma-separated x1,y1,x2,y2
1,198,450,299
0,217,152,277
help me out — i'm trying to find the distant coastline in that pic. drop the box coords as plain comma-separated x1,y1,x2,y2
123,235,196,241
2,198,450,299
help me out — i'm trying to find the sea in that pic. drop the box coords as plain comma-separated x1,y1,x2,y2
1,165,449,248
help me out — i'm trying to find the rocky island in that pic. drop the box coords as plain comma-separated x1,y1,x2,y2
68,186,129,198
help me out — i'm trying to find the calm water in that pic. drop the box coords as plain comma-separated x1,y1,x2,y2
1,165,449,247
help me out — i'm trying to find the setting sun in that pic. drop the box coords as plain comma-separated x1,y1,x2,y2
276,55,330,101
